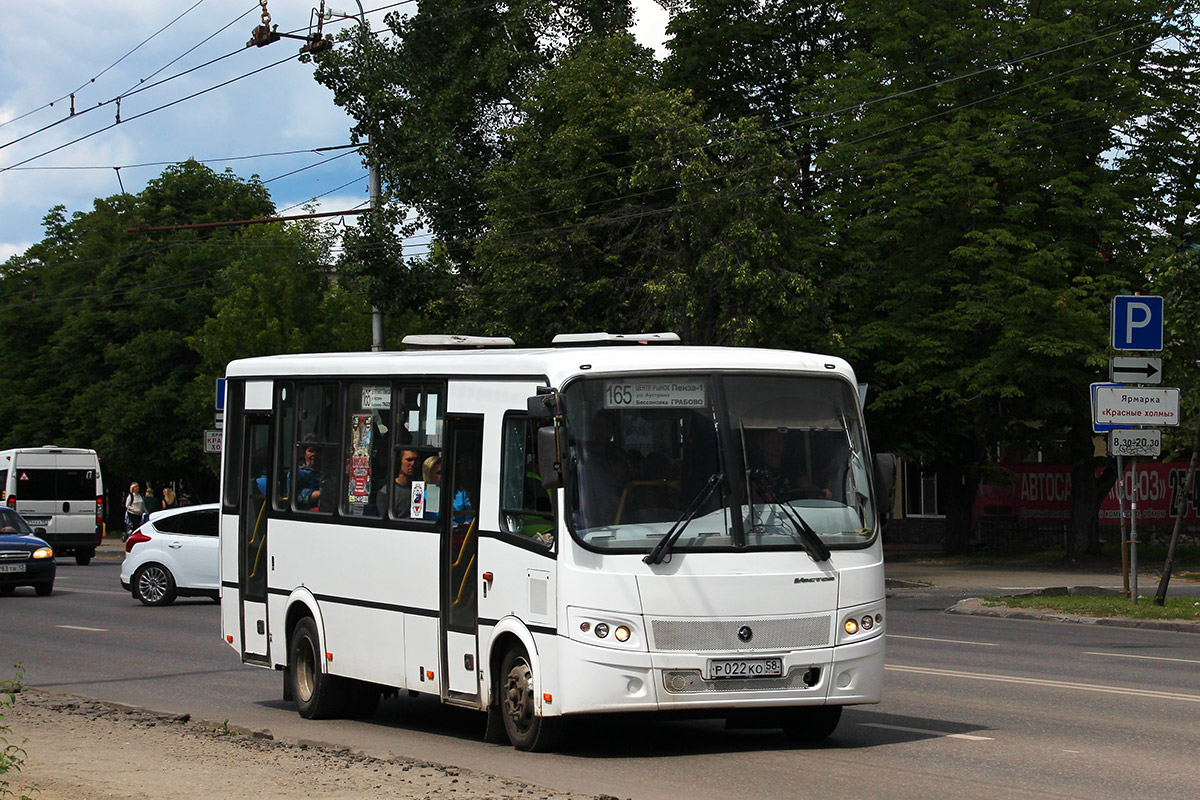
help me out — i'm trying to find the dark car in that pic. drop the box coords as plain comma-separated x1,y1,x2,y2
0,507,56,596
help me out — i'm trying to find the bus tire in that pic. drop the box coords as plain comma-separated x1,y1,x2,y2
499,647,565,752
75,549,94,566
290,617,346,719
781,705,842,742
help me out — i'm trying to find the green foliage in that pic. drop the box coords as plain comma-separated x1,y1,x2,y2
981,594,1200,620
0,161,370,502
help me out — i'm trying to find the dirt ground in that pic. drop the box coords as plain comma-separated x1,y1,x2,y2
2,689,610,800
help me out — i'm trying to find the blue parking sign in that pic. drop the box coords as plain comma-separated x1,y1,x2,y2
1111,296,1163,351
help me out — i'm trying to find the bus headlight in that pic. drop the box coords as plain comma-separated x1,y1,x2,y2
838,604,884,644
567,607,645,650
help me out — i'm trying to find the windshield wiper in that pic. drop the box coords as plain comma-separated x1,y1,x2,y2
643,472,724,566
747,472,831,563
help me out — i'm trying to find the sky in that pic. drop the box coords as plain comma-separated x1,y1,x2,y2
0,1,670,262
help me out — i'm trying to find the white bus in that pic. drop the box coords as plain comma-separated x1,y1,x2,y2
218,334,894,750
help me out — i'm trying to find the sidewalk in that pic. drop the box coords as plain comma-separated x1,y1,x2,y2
885,554,1200,634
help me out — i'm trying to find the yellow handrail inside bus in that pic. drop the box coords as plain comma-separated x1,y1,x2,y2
453,553,476,606
452,515,476,568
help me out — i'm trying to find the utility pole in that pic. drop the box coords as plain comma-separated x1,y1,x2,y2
250,1,386,351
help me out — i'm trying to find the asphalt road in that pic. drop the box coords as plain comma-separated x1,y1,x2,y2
2,552,1199,800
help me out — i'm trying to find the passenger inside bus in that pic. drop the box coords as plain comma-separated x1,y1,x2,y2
379,448,422,518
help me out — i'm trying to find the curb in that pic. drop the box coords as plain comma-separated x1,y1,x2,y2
947,596,1200,634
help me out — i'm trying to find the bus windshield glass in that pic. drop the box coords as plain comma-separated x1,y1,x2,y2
562,374,877,553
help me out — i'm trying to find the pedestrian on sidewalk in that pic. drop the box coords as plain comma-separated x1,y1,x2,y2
124,483,145,541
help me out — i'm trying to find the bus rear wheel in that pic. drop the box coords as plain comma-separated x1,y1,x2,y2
289,617,346,719
499,648,565,752
781,706,842,742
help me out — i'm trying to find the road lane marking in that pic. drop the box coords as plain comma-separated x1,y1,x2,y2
1085,651,1200,665
886,664,1200,703
56,625,107,632
54,587,129,596
888,634,998,647
859,722,992,741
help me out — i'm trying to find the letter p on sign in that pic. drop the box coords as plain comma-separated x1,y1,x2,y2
1111,295,1163,351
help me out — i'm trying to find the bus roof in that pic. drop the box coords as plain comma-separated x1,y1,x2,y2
225,345,856,386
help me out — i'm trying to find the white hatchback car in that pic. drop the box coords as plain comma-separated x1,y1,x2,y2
120,503,219,606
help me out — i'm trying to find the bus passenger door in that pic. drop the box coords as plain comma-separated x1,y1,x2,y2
441,417,483,704
239,416,271,663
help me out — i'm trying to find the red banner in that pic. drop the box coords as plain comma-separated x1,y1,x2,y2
975,463,1200,527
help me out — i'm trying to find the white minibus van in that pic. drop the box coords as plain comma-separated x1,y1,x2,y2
0,446,105,565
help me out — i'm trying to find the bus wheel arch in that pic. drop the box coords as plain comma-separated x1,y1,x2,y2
288,615,347,719
496,643,565,752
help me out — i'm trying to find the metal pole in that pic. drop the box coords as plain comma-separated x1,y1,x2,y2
354,1,385,352
1116,454,1129,599
1130,457,1139,604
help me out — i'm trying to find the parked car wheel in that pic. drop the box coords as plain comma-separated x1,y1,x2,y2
133,563,177,606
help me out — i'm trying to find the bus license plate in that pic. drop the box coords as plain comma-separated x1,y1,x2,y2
0,563,26,574
24,518,49,526
708,657,783,680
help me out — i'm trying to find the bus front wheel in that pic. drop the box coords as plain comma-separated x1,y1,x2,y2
289,617,346,719
499,648,565,752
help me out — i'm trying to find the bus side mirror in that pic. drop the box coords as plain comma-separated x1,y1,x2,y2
873,453,897,520
537,426,563,490
526,390,555,419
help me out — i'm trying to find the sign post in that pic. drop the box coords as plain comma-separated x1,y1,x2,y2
1104,295,1168,603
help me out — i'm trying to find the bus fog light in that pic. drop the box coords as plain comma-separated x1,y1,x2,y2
861,616,874,630
843,618,859,635
614,625,630,642
580,622,591,632
595,623,610,638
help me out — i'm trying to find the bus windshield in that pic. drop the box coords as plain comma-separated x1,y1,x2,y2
562,374,877,554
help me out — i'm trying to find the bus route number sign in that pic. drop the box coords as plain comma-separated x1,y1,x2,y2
604,380,706,409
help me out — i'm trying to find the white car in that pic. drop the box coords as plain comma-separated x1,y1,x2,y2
120,504,219,606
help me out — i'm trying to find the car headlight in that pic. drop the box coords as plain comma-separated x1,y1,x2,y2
32,547,54,559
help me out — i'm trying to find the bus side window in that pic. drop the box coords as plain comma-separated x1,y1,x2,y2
500,416,553,546
343,382,392,519
293,383,340,515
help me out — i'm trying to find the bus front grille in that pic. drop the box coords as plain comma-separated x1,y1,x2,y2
649,616,832,652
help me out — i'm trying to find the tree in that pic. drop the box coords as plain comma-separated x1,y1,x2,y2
0,161,364,507
467,34,819,346
805,0,1196,554
310,0,634,322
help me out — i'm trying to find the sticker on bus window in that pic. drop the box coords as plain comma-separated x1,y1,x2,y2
361,386,392,410
348,414,373,514
603,380,706,409
411,480,426,518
